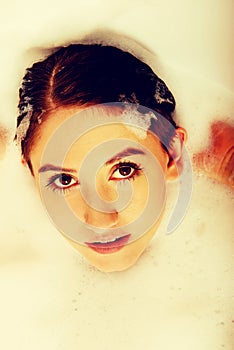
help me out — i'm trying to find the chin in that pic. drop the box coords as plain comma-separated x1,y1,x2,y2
68,237,146,272
86,254,141,273
63,220,161,272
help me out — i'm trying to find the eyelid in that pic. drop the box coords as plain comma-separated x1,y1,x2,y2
47,172,78,183
109,160,142,181
111,160,142,170
46,172,79,193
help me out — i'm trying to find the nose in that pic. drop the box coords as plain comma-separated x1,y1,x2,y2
83,206,119,228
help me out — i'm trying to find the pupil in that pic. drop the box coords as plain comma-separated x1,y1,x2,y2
60,174,71,185
119,166,131,176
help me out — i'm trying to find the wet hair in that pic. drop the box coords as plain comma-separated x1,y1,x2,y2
15,44,177,174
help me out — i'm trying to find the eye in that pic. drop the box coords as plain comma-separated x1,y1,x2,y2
110,162,142,181
46,173,79,192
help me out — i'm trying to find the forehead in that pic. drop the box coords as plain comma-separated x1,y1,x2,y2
31,106,164,170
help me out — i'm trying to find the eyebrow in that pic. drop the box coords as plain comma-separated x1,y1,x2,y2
39,148,145,173
105,147,145,165
39,164,77,173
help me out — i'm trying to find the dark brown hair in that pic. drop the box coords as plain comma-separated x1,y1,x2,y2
15,44,177,174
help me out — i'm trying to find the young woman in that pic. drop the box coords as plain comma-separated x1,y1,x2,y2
14,43,190,272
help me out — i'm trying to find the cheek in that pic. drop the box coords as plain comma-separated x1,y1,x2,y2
65,191,87,222
119,175,149,222
122,174,165,223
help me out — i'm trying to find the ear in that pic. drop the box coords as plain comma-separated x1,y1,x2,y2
166,127,188,180
21,156,27,167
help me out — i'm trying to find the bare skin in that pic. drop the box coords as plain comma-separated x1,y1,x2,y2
28,106,185,272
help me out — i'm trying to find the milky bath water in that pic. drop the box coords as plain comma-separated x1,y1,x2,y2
0,1,233,349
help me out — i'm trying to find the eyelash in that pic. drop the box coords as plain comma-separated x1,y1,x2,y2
45,161,143,194
46,173,79,194
109,161,143,182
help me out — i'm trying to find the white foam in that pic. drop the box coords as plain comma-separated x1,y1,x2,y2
0,1,233,349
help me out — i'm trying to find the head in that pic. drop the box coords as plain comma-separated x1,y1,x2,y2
15,44,187,272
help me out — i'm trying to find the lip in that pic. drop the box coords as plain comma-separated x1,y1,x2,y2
85,234,131,254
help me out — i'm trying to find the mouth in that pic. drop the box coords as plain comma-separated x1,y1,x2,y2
85,234,131,254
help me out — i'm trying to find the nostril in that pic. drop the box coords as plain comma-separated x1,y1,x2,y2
83,208,119,228
84,212,89,224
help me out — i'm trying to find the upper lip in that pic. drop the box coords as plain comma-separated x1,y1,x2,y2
85,231,130,244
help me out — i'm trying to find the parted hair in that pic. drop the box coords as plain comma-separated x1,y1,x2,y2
16,44,177,173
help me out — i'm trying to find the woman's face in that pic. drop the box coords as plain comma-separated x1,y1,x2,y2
29,106,176,272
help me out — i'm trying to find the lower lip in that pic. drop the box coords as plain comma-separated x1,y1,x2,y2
85,234,131,254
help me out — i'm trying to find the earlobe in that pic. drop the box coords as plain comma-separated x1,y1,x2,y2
21,156,27,166
21,156,35,176
177,127,188,143
166,127,188,180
